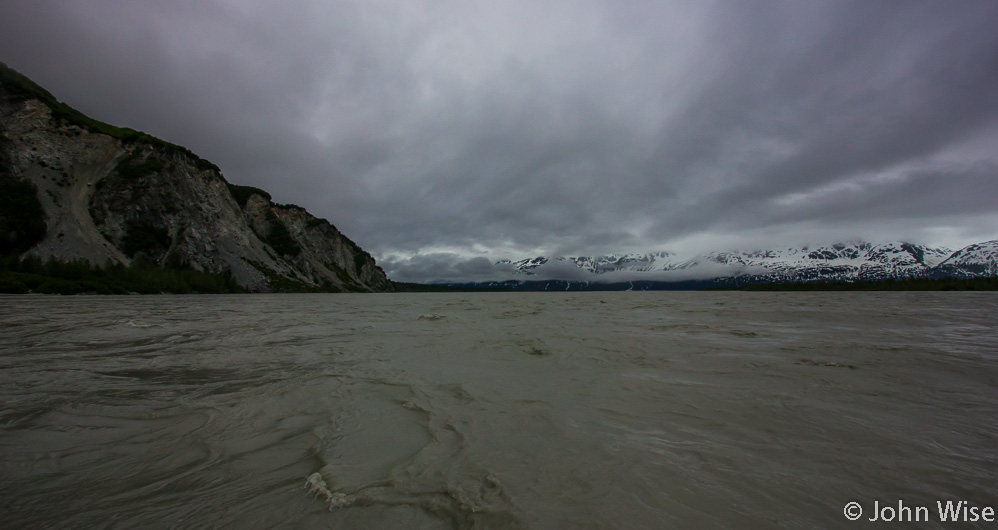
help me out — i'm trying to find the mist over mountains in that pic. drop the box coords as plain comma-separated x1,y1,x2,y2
400,240,998,289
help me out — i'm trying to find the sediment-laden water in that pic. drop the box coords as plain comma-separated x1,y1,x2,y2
1,292,996,529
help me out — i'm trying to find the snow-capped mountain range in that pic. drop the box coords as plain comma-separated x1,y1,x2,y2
494,240,998,285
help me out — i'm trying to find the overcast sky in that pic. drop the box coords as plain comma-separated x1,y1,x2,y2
2,0,996,281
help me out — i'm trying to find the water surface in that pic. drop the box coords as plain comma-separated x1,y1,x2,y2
1,292,996,529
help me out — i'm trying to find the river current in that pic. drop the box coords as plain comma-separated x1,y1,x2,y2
1,292,996,529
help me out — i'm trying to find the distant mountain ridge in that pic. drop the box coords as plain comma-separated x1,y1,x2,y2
0,62,392,292
486,240,997,289
933,241,998,278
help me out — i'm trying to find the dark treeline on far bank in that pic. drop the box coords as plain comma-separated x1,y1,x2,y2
398,276,998,292
390,281,508,293
2,256,995,295
466,276,995,292
739,276,998,291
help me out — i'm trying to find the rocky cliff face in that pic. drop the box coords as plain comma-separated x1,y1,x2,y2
0,63,392,292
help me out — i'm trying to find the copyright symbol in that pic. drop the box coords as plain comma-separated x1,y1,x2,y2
844,502,863,521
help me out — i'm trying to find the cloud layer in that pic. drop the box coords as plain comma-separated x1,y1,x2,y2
2,0,996,282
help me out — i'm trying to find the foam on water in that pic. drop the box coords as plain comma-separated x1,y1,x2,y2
305,472,353,509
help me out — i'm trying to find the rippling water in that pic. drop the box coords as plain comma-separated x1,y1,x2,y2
1,292,997,529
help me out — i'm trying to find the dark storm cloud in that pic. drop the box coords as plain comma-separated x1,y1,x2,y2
1,0,996,282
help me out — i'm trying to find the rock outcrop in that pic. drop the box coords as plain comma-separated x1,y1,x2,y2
0,62,392,292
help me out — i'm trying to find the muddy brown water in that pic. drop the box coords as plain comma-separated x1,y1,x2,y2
1,292,996,529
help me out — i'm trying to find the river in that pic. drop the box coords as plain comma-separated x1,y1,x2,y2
1,292,996,529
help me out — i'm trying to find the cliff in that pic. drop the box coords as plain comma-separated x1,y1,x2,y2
0,62,393,292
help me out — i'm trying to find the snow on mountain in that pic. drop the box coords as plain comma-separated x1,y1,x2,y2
495,241,992,284
568,252,678,274
856,242,952,280
933,240,998,278
496,256,549,274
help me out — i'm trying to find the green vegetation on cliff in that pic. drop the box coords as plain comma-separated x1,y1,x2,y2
0,255,244,294
115,152,165,180
0,128,48,255
121,221,171,258
226,183,272,207
0,177,47,255
263,211,301,257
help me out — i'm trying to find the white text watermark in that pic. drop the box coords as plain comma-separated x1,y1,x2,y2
844,500,995,523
